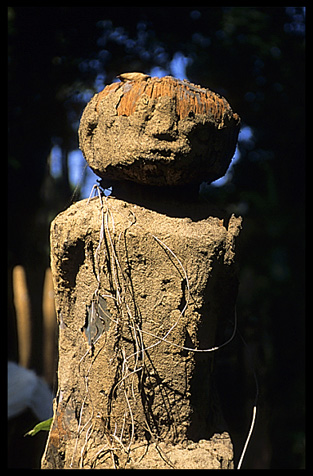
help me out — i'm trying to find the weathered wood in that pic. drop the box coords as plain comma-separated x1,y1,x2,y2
12,265,32,368
96,75,240,122
42,268,57,386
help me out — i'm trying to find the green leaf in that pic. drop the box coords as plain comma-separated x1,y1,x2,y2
24,417,53,437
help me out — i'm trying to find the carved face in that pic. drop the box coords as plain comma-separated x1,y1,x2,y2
79,76,240,186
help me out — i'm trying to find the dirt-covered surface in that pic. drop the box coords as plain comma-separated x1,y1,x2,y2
78,433,234,469
78,76,240,186
42,196,241,469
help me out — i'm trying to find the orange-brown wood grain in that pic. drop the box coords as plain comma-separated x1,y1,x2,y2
96,76,237,124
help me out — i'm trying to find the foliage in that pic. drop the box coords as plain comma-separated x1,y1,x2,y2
24,418,53,438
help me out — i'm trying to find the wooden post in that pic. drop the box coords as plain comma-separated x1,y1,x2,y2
12,265,31,369
42,267,57,387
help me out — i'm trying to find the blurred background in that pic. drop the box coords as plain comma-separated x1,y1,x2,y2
8,7,305,469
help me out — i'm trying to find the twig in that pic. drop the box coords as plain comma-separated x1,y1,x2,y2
237,405,257,469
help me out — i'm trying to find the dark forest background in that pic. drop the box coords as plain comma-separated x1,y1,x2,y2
8,7,305,469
